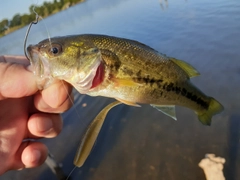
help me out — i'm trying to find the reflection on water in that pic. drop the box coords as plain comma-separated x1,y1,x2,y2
0,0,240,179
226,115,240,179
159,0,168,10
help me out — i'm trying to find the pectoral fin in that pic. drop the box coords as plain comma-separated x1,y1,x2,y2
74,101,122,167
151,104,177,120
170,58,200,78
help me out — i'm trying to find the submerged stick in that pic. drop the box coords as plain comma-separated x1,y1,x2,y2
74,101,122,167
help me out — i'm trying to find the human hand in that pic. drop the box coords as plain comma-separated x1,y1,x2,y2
0,55,73,174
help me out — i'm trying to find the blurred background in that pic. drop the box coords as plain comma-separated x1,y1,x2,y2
0,0,239,179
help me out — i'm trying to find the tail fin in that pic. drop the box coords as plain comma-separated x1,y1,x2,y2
197,98,224,125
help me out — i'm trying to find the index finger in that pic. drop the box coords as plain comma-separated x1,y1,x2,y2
0,55,38,100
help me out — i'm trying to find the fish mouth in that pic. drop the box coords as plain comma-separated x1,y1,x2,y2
27,45,51,78
27,45,53,89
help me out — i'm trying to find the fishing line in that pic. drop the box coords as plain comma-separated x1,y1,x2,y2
61,80,88,179
61,80,101,179
32,6,52,47
60,80,89,128
24,5,89,179
25,6,79,121
25,5,84,129
61,80,82,119
66,166,77,180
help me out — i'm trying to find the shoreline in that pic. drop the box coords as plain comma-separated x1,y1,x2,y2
0,0,85,38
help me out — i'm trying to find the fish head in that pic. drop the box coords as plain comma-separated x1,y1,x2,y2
27,36,102,93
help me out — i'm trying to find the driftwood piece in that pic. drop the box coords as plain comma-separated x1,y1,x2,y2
199,154,226,180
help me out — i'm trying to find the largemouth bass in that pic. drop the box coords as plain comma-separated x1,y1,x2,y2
27,34,223,125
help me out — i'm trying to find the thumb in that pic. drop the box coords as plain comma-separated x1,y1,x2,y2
0,55,38,100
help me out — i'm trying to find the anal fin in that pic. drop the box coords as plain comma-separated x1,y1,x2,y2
151,104,177,120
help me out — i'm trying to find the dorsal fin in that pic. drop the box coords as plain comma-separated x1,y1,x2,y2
170,58,200,78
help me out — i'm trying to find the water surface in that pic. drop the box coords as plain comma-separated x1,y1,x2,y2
0,0,240,179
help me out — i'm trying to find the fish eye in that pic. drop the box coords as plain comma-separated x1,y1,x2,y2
51,47,59,54
48,43,62,56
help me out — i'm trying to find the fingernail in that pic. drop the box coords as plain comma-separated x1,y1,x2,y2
37,118,53,132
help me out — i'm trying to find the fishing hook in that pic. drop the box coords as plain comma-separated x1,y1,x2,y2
24,10,39,61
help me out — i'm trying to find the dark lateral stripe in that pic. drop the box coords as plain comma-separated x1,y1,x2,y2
133,77,163,87
163,83,209,109
132,76,209,109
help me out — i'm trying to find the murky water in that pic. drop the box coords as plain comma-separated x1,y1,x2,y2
0,0,240,179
